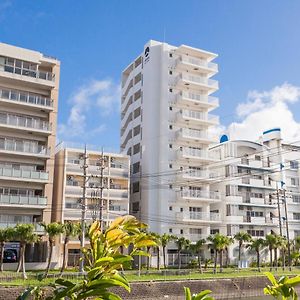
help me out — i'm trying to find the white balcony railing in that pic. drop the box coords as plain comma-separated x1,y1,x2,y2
180,56,218,71
0,88,53,108
183,169,208,179
180,91,219,106
0,194,47,206
180,189,220,200
179,147,219,160
180,73,218,88
0,139,50,156
181,211,220,221
0,113,51,132
0,167,48,181
177,128,208,140
179,109,219,124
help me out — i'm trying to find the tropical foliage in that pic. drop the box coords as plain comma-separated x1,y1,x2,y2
184,287,214,300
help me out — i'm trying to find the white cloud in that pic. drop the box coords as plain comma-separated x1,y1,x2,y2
226,83,300,142
58,79,119,140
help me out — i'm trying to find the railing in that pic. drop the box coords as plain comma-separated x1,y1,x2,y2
180,56,218,71
0,167,48,181
180,73,218,88
0,140,49,156
180,189,220,200
180,109,219,123
0,113,51,132
0,194,47,206
180,147,219,160
180,91,219,105
0,222,44,232
183,169,207,178
178,128,208,139
0,88,53,108
1,63,55,82
187,211,220,221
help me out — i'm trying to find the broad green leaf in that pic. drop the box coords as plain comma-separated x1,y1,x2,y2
184,287,192,300
265,272,278,286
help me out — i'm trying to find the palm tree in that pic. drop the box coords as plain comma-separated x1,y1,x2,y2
208,233,227,273
60,221,80,274
278,236,288,270
0,227,14,272
151,233,161,270
294,236,300,252
176,237,190,269
14,224,38,279
234,231,252,268
190,239,206,273
224,236,234,268
247,238,265,272
41,222,64,277
266,233,277,271
161,233,176,269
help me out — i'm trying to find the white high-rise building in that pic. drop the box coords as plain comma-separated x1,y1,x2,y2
120,40,220,241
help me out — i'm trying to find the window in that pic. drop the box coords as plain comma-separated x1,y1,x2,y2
132,162,140,174
291,178,299,186
132,202,139,212
180,207,183,212
290,161,299,169
247,230,264,237
133,143,140,154
169,164,172,168
169,184,172,189
169,125,173,130
169,70,173,75
133,107,141,119
180,229,183,234
169,144,172,149
169,88,173,92
169,53,173,58
169,206,173,211
210,229,219,235
255,155,261,161
293,195,300,203
127,148,132,156
169,106,172,111
293,213,300,220
190,228,202,234
133,125,140,136
169,228,173,233
132,182,139,193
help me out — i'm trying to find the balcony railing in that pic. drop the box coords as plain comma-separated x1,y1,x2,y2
180,190,220,200
0,194,47,206
1,63,55,82
182,211,220,221
179,109,219,123
0,113,51,132
0,88,53,108
179,147,219,160
0,167,48,181
0,139,50,156
180,56,218,71
179,91,219,106
177,128,208,140
183,169,208,178
179,73,218,88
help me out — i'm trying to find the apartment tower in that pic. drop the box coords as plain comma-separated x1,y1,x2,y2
0,43,60,231
120,40,220,241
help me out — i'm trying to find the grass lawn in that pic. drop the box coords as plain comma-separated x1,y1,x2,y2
1,267,300,286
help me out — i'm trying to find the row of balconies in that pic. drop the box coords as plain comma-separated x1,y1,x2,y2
0,194,47,207
0,112,51,134
0,88,53,110
0,139,50,158
0,167,48,182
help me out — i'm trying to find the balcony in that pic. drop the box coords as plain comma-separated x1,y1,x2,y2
175,91,219,110
238,177,276,190
174,73,218,90
179,169,220,181
0,167,48,182
0,60,55,88
0,222,44,233
176,56,218,73
176,109,219,126
178,189,221,202
177,147,219,162
0,113,51,135
0,139,50,158
0,194,47,207
0,88,53,110
176,128,217,144
177,211,221,223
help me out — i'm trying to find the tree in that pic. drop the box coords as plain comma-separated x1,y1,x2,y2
0,227,14,272
151,232,161,270
190,239,206,273
176,237,190,269
14,224,38,279
19,216,157,300
234,231,252,268
60,221,80,274
207,234,227,273
41,222,64,277
161,233,176,269
247,238,265,272
224,236,234,268
266,234,277,271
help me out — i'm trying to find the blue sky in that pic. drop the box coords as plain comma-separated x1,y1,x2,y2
1,0,300,149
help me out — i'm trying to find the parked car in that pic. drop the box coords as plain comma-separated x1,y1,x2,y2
3,249,17,263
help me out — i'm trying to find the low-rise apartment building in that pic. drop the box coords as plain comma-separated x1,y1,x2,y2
52,144,130,265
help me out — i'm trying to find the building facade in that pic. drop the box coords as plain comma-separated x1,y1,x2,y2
0,42,60,232
120,40,220,241
52,145,130,265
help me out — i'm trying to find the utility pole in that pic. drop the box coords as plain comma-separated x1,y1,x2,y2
276,183,283,237
98,148,106,232
79,145,88,274
282,189,292,271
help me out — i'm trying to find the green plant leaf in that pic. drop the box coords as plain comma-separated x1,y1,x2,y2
265,272,278,286
184,287,192,300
